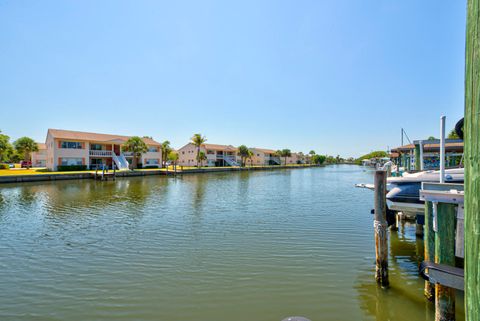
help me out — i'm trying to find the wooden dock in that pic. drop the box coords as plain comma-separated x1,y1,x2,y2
92,167,116,181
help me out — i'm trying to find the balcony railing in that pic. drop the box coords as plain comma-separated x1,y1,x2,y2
89,150,113,157
216,154,236,159
122,152,133,157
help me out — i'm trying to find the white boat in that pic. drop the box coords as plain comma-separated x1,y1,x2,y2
386,168,464,216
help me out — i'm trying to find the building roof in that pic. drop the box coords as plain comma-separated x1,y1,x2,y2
37,143,46,150
251,148,278,154
392,141,464,153
203,143,237,151
47,129,161,146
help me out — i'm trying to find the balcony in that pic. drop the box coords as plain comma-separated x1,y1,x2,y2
89,150,113,157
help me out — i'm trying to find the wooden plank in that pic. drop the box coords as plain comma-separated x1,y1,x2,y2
456,205,464,259
420,190,464,205
422,182,464,192
465,0,480,319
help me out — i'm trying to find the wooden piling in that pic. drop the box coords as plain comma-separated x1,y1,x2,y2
424,201,435,301
415,144,421,170
374,170,389,287
435,203,456,321
465,0,480,319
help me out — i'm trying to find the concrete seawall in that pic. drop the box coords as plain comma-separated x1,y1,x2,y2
0,165,323,184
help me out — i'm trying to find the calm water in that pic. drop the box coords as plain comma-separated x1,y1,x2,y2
0,165,464,321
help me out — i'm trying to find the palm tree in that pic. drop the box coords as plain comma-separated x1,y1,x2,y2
13,137,38,168
161,141,172,168
237,145,251,167
247,150,254,167
309,150,316,164
278,149,291,165
167,151,179,173
198,151,207,167
122,136,148,170
297,152,305,164
191,133,207,168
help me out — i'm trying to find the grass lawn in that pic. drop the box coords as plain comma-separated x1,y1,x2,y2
0,168,96,176
0,164,315,177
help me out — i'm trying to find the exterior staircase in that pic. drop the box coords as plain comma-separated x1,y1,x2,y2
270,157,281,165
113,153,130,170
224,156,239,167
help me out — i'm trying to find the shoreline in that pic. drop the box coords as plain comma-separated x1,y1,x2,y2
0,164,325,184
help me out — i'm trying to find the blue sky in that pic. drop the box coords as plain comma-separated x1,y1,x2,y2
0,1,467,157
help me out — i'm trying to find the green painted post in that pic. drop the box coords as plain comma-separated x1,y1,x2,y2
415,144,421,170
424,201,435,301
465,1,480,320
434,203,456,321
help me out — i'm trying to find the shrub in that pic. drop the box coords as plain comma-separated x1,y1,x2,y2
137,163,143,169
57,165,87,171
0,164,9,169
143,165,159,169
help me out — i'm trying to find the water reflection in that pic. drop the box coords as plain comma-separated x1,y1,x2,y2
355,221,465,321
0,166,466,321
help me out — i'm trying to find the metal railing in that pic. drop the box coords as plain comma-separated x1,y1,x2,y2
89,150,113,157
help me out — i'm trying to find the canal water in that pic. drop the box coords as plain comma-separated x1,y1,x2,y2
0,165,464,320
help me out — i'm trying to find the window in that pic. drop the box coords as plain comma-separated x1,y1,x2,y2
61,158,83,166
61,141,83,149
182,151,185,154
148,147,159,153
90,144,104,151
145,159,159,165
207,150,215,155
90,158,104,165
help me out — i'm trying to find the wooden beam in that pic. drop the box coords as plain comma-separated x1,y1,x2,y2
465,0,480,319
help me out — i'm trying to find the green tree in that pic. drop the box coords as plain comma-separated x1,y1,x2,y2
4,145,20,163
326,155,337,164
312,154,326,165
237,145,251,167
0,130,12,163
161,140,172,168
427,136,436,140
448,129,460,139
198,151,207,167
190,133,207,168
167,151,179,173
355,151,388,165
122,136,148,169
277,149,292,165
13,137,38,168
308,150,316,164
